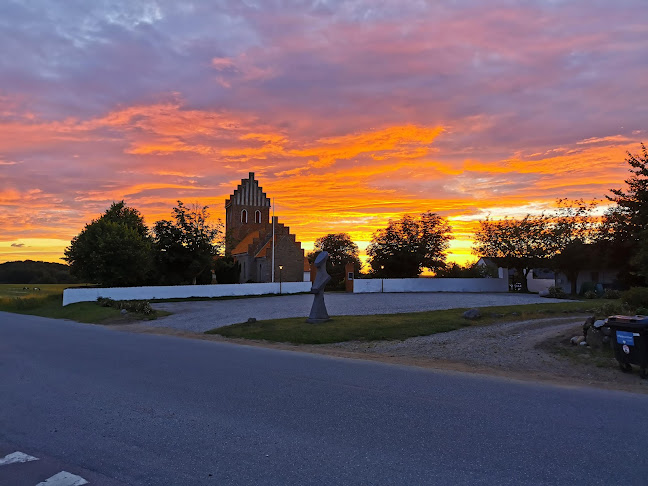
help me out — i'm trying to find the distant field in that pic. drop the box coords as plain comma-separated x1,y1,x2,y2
0,283,84,299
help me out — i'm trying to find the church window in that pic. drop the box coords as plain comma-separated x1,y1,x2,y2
255,210,261,223
241,209,248,223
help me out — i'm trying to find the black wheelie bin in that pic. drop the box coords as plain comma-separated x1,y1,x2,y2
607,315,648,378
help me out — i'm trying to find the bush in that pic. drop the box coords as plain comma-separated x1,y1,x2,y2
602,288,621,299
594,301,626,319
96,297,154,315
583,290,598,299
620,287,648,310
547,285,568,299
97,297,114,307
579,281,598,296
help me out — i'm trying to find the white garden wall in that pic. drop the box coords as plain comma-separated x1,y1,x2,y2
62,281,312,306
353,277,508,293
527,277,555,293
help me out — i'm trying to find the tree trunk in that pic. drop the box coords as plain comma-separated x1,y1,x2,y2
568,271,578,296
520,268,530,293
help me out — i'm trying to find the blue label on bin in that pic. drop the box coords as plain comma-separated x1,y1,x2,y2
617,331,634,346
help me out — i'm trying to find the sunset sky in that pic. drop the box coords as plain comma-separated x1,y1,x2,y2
1,0,646,267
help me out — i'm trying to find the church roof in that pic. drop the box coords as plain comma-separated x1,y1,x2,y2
254,236,275,258
232,231,260,255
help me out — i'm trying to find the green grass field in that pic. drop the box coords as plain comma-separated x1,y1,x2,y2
208,300,613,344
0,283,82,299
0,284,162,323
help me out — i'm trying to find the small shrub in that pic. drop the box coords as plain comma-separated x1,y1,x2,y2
547,286,568,299
579,281,598,296
594,301,625,319
583,290,598,299
637,307,648,316
96,297,154,315
620,287,648,310
119,300,155,315
97,297,115,307
602,288,621,299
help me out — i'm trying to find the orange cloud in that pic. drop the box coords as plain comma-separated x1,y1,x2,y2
0,95,641,267
292,125,445,168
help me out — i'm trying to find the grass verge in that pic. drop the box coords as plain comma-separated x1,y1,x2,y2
207,299,611,344
537,328,618,370
150,292,312,303
0,284,166,324
0,293,123,323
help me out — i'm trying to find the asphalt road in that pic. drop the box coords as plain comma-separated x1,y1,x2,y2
2,312,648,485
151,292,569,331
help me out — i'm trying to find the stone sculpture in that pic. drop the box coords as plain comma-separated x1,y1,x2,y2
307,251,332,323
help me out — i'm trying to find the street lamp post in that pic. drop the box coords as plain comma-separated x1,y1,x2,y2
279,265,283,294
381,265,385,293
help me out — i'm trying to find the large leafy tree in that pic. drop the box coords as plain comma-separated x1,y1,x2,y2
602,143,648,283
435,261,498,278
549,199,601,294
473,214,550,292
213,256,241,284
153,201,223,285
308,233,361,288
64,201,153,286
367,212,452,278
473,200,602,294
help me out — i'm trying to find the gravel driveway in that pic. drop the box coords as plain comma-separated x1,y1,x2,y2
150,292,569,332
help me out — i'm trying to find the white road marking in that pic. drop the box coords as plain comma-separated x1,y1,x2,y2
36,471,89,486
0,451,39,466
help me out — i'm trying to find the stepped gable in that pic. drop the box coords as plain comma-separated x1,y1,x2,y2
225,172,272,247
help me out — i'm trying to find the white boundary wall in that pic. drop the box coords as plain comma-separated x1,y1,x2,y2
527,277,555,293
63,282,312,306
353,277,508,294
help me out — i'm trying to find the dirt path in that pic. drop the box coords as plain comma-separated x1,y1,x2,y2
324,317,586,372
114,316,648,394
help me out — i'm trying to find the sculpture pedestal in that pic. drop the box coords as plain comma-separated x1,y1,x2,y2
307,292,330,323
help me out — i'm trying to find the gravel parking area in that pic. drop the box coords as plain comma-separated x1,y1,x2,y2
321,317,648,392
150,292,569,332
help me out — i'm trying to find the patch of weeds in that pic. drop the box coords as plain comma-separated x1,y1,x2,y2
538,330,617,370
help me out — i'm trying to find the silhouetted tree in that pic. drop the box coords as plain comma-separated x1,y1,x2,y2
213,256,241,284
473,215,549,292
153,201,223,285
549,199,601,294
435,261,498,278
308,233,361,289
367,212,452,278
602,143,648,284
64,202,153,286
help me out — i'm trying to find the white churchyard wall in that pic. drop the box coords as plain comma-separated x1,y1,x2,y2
353,277,508,294
62,281,312,306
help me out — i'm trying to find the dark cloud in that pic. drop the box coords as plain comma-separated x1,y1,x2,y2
11,242,25,247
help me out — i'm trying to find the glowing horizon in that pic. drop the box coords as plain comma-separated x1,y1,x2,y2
1,1,646,268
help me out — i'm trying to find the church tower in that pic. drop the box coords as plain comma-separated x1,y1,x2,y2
225,172,271,251
224,172,306,283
